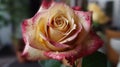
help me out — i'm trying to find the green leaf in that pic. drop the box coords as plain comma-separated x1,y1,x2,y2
39,59,62,67
93,21,100,27
82,51,107,67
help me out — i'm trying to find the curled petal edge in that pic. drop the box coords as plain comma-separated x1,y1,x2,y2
22,41,48,61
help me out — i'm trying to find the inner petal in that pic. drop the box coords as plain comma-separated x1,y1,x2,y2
54,17,64,27
53,15,69,32
48,27,65,42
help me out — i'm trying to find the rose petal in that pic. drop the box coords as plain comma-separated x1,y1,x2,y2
44,44,82,62
22,11,52,51
75,11,92,32
72,6,81,11
32,0,54,23
22,19,34,43
32,12,45,24
38,0,54,12
81,31,103,56
41,0,53,9
22,41,48,61
74,11,92,45
39,33,70,49
60,23,82,44
48,27,65,42
22,19,29,43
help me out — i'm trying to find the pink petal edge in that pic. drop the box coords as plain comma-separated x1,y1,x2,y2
22,42,48,61
75,11,92,32
41,0,54,9
21,19,30,43
81,31,103,56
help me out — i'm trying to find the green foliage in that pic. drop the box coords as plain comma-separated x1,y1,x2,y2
39,59,62,67
82,51,107,67
0,0,29,27
92,21,100,28
0,0,30,38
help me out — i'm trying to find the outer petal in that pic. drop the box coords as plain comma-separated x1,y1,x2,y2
74,11,92,45
81,31,103,56
38,0,54,12
22,11,51,51
44,44,82,63
75,11,92,31
22,19,33,43
22,42,49,61
72,6,81,11
41,0,54,9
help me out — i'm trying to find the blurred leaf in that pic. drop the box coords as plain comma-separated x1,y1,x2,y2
82,51,107,67
0,0,29,27
39,59,62,67
93,21,100,27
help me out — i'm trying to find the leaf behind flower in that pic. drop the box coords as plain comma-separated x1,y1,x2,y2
82,51,107,67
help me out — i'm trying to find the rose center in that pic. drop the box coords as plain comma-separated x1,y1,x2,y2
54,17,63,26
52,15,69,30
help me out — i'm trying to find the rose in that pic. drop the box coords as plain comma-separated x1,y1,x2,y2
88,3,109,24
21,0,103,65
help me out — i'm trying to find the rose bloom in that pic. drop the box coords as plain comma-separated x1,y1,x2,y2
88,3,109,24
22,0,103,65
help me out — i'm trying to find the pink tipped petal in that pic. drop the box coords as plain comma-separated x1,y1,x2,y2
22,19,31,43
22,43,48,61
72,6,81,11
41,0,54,9
22,19,28,33
44,44,82,64
32,12,41,24
38,0,54,12
75,11,92,32
32,11,48,24
81,31,103,56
